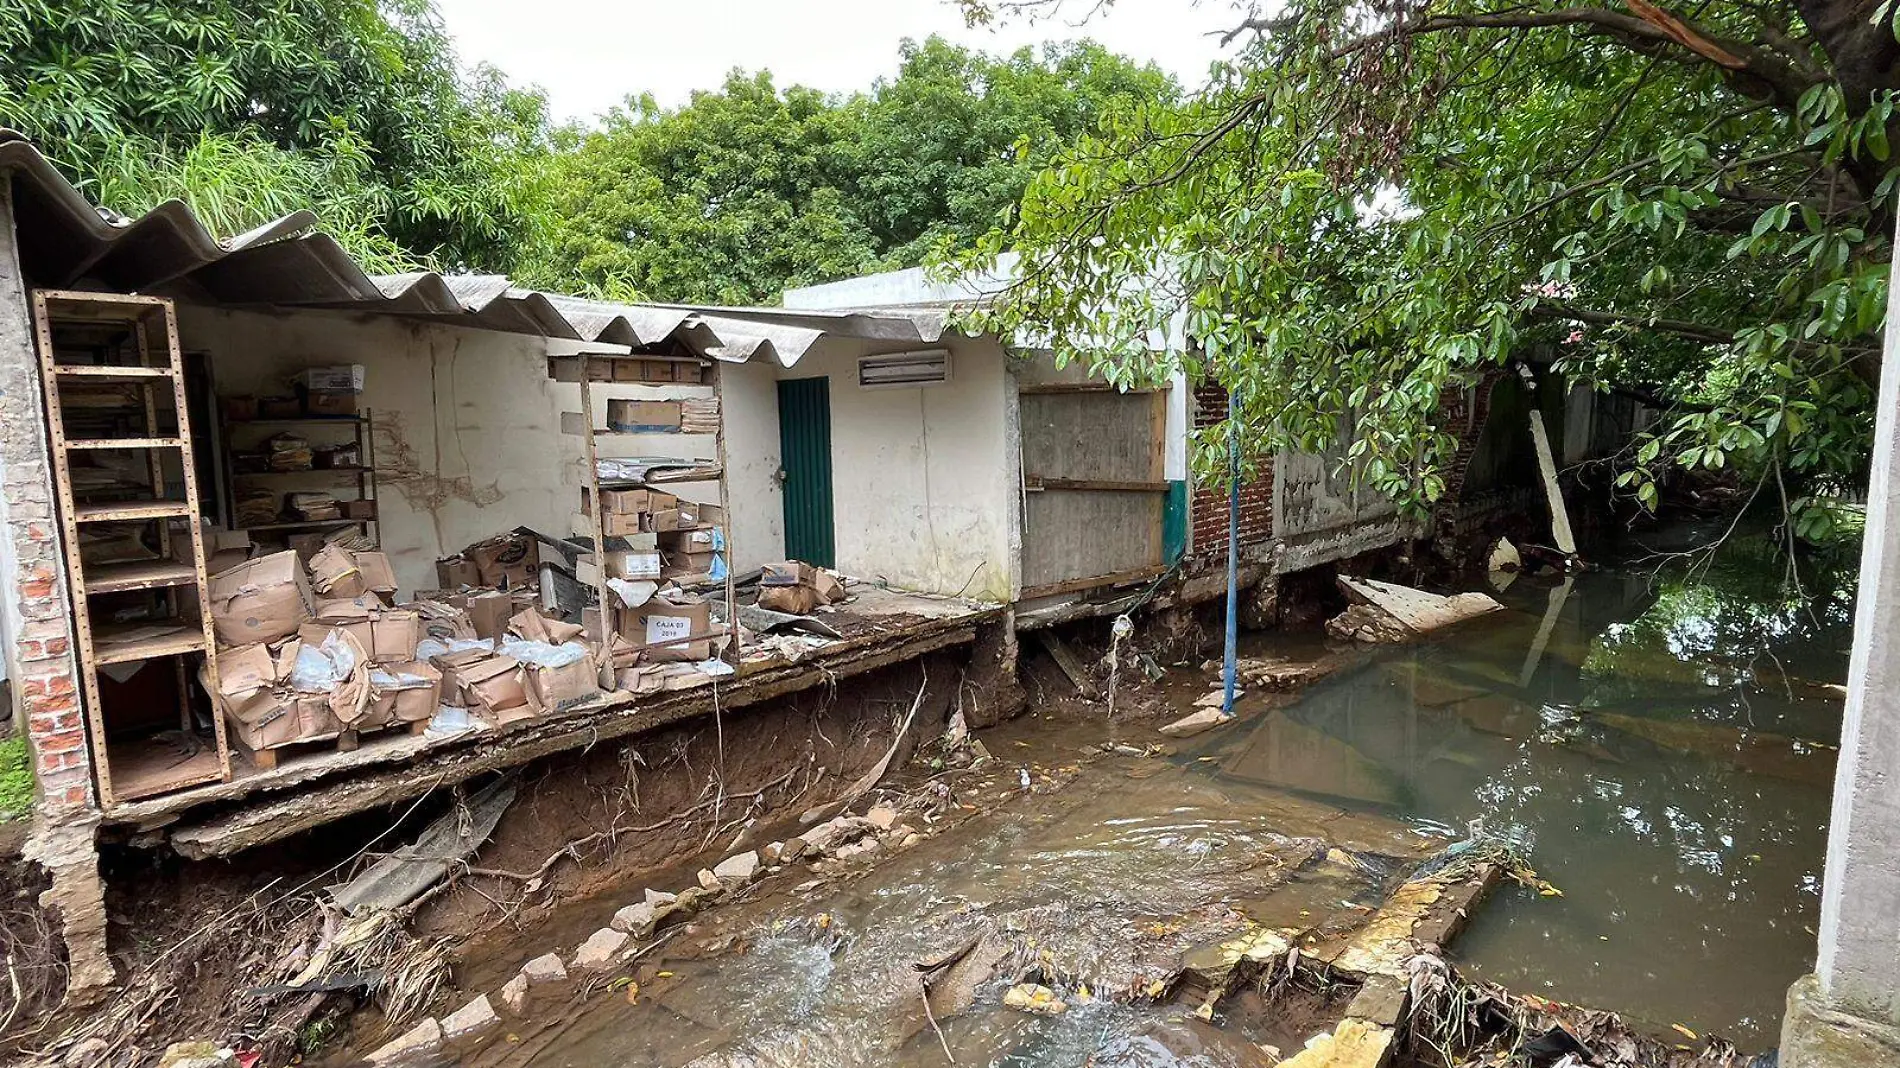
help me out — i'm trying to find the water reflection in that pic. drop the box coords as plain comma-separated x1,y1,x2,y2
1195,529,1850,1045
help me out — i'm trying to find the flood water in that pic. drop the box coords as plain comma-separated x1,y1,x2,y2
503,526,1849,1065
1204,527,1851,1046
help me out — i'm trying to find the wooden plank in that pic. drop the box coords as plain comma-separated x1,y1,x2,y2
1035,631,1100,698
1017,383,1163,395
1020,490,1162,589
74,500,190,523
1019,392,1164,484
52,365,174,379
576,354,617,684
107,746,224,802
83,559,198,595
32,289,115,803
1020,564,1168,601
90,622,207,665
1024,477,1170,493
64,437,183,450
162,621,988,856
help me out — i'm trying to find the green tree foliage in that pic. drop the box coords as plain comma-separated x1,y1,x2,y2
515,37,1176,303
954,0,1897,537
0,0,550,271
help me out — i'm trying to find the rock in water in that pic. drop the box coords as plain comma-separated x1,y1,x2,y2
1160,707,1234,738
1003,983,1068,1016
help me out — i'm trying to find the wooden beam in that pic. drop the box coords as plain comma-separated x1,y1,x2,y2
1019,564,1168,601
1024,476,1171,493
165,623,981,857
1035,631,1100,699
1016,383,1163,396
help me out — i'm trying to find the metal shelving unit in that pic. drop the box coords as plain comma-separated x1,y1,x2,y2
221,411,379,547
31,289,230,805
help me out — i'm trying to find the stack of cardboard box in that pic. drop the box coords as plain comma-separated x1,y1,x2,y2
205,544,439,754
573,488,724,581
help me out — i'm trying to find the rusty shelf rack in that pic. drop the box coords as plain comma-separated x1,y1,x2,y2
32,289,230,805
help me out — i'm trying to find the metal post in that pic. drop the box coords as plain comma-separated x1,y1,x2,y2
1222,381,1239,717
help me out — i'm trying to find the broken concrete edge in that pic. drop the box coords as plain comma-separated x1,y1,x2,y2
1781,974,1900,1068
21,813,115,1004
147,618,987,856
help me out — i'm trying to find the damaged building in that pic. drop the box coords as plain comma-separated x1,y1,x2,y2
0,128,1626,1008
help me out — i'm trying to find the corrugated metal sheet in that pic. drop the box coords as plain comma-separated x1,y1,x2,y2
0,129,954,366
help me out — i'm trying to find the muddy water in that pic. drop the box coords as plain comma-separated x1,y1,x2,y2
509,529,1845,1064
500,728,1415,1068
1195,529,1848,1047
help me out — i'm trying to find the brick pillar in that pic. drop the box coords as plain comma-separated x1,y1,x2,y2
0,183,91,815
1188,381,1274,552
0,179,115,1001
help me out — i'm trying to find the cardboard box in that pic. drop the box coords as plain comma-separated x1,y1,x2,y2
507,608,586,645
297,365,366,393
466,591,514,641
572,509,644,538
259,395,302,419
454,655,532,723
223,395,259,422
758,583,820,614
580,488,674,516
304,599,374,654
308,544,361,598
209,551,313,646
647,508,694,533
414,599,477,641
628,600,712,661
606,399,682,433
524,651,600,711
370,609,421,663
761,561,816,587
340,499,377,520
354,551,398,594
436,555,481,588
369,661,442,724
303,390,356,417
658,528,717,552
467,535,537,589
282,533,323,561
663,550,717,577
576,549,663,585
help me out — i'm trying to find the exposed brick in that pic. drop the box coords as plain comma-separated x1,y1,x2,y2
62,785,90,807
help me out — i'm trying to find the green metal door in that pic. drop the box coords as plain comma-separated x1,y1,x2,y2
777,377,835,568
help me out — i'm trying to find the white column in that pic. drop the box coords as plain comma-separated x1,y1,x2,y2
1816,237,1900,1026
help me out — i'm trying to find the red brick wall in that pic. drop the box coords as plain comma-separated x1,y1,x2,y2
1189,381,1274,552
1437,369,1505,505
1,186,94,815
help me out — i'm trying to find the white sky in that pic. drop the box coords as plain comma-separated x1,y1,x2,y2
433,0,1243,122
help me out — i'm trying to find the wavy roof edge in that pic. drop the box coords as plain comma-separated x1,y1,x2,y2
0,130,956,366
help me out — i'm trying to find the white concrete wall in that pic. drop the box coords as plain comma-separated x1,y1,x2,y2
720,335,1015,601
179,306,574,595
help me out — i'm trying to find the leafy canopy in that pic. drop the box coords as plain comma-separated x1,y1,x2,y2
953,0,1898,536
0,0,551,272
514,36,1177,304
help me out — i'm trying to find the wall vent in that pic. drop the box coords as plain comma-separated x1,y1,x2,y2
858,349,951,389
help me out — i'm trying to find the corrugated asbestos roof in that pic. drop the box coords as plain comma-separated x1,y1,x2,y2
0,130,952,365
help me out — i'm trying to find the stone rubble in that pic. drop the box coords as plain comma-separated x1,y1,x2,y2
417,797,945,1055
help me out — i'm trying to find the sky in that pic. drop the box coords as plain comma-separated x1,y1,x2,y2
432,0,1243,122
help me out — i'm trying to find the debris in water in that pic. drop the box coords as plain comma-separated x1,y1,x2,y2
1161,707,1236,737
1002,983,1067,1016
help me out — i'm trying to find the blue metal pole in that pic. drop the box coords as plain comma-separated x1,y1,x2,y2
1222,382,1239,717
